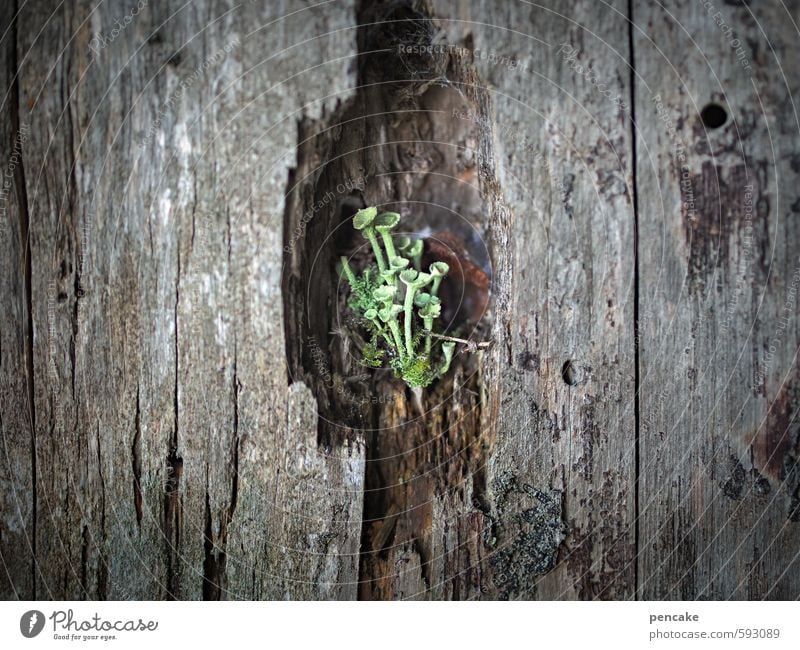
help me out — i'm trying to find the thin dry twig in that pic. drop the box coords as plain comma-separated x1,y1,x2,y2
424,331,493,353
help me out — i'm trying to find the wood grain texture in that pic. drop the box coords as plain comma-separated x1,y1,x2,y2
634,0,800,599
0,0,35,600
1,0,362,600
0,0,798,601
437,0,638,599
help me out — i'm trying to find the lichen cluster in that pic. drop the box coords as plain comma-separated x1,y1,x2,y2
339,207,455,388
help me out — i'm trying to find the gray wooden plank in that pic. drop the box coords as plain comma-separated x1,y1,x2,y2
430,0,638,599
221,0,364,600
635,0,800,599
14,0,105,599
189,0,363,599
13,0,183,599
2,0,362,600
0,0,35,600
485,0,636,601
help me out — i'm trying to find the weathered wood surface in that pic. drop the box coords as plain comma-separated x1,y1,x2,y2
635,0,800,599
1,0,362,600
1,0,34,600
434,0,638,599
0,0,798,600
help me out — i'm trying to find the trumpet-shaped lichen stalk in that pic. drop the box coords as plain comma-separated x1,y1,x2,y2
378,304,405,356
407,239,423,271
395,235,411,255
375,212,401,260
414,291,431,308
380,269,396,286
364,308,393,348
372,285,397,307
340,256,358,290
440,341,456,375
373,286,402,352
353,207,387,273
385,256,409,288
418,297,441,354
399,269,432,357
390,256,409,272
429,261,449,297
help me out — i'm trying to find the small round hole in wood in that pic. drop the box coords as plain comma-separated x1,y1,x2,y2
700,103,727,129
561,359,580,386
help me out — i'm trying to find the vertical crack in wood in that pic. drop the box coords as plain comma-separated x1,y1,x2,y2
627,0,642,600
228,341,241,534
164,247,182,598
80,524,88,598
61,51,80,399
202,485,219,600
95,421,108,599
202,341,240,600
132,385,143,528
163,449,183,599
173,242,181,455
9,0,36,600
280,164,300,381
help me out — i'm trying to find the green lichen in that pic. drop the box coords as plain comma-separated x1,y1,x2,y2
339,207,454,388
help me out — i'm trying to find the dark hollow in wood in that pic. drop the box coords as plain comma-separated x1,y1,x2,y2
281,0,517,600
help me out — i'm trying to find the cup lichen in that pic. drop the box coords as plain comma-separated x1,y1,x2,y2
339,208,455,388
